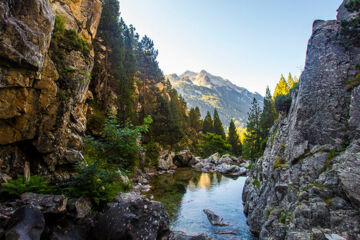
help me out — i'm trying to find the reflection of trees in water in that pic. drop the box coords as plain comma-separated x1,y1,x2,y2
147,169,236,219
197,173,211,189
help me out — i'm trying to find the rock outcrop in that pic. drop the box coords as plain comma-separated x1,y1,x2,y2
242,1,360,239
91,192,170,240
0,0,102,181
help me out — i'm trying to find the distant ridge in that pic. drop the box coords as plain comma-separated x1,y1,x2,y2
166,70,263,127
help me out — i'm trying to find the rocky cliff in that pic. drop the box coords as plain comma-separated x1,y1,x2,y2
0,0,102,181
166,70,263,127
242,1,360,239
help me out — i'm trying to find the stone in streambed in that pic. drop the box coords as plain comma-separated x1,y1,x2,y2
203,209,229,226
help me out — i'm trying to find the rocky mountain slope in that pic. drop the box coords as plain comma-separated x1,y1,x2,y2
166,70,263,127
242,1,360,239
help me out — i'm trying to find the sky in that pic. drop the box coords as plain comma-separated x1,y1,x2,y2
120,0,343,95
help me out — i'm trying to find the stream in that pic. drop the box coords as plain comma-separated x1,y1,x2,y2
147,168,258,240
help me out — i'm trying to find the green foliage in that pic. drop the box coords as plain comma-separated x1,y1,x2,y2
87,104,106,131
252,178,260,189
189,107,202,131
265,208,274,220
213,108,225,139
145,141,160,167
242,98,262,160
345,73,360,90
273,158,289,169
85,115,152,171
0,175,54,197
66,163,131,207
274,94,292,113
51,16,90,64
202,111,214,134
227,119,242,156
198,132,231,158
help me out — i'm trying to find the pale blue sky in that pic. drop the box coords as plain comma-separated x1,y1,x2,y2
120,0,342,95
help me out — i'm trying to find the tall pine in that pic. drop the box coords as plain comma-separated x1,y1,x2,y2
213,108,225,139
259,87,275,152
227,119,242,156
243,98,262,160
203,111,214,134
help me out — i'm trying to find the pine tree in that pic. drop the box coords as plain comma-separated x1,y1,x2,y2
259,87,275,152
273,74,290,100
287,73,295,89
189,107,202,131
213,108,225,139
227,119,242,156
243,98,262,160
203,111,214,134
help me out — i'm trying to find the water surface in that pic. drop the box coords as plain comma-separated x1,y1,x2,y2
147,168,257,240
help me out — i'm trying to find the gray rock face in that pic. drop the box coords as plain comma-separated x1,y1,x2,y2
91,192,170,240
242,1,360,239
0,0,55,69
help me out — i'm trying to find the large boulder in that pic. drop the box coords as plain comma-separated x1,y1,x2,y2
4,206,45,240
91,192,170,240
173,150,194,167
158,151,176,170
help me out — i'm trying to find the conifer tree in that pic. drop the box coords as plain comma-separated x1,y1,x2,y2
243,98,262,160
189,107,202,131
213,108,225,139
273,74,290,100
259,87,275,151
227,119,242,156
203,111,214,134
287,73,295,89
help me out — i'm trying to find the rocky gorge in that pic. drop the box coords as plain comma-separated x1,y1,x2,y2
242,1,360,239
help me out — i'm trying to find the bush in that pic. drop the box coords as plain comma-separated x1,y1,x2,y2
197,132,231,158
274,94,292,113
0,175,55,198
85,115,153,172
66,163,131,207
273,158,289,169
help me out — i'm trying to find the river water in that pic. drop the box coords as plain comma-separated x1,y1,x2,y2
147,168,257,240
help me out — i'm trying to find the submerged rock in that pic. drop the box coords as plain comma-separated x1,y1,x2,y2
169,231,211,240
203,209,229,226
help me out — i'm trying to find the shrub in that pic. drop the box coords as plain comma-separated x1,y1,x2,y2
66,163,131,207
0,175,55,198
85,115,153,172
197,132,231,158
274,94,292,113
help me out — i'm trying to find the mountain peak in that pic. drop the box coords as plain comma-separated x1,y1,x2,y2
165,71,263,127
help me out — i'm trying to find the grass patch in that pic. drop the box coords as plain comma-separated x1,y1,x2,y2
273,158,289,169
320,149,340,173
345,74,360,91
265,208,274,220
252,178,260,189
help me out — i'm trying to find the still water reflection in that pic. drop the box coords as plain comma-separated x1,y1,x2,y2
147,168,257,240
